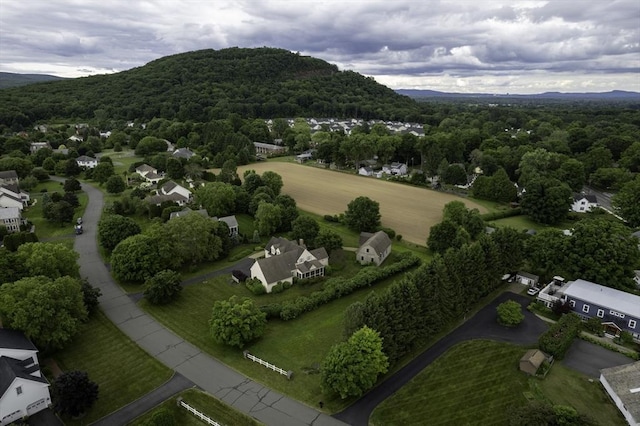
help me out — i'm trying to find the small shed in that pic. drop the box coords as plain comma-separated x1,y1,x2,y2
520,349,546,375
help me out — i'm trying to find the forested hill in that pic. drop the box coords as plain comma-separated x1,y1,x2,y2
0,72,67,89
0,47,421,129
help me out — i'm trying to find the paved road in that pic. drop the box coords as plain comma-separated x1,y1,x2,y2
563,339,633,377
92,373,193,425
74,181,346,426
334,292,549,426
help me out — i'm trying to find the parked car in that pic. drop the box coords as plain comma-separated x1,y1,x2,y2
527,287,540,296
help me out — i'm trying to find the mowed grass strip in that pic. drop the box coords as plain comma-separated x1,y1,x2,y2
130,388,263,426
371,340,530,426
232,162,488,245
53,310,172,425
24,189,87,239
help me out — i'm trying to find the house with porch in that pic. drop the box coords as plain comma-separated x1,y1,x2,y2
250,237,329,293
538,278,640,342
571,194,598,213
357,231,392,266
0,329,52,426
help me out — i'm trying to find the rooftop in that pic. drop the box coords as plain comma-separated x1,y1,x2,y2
600,361,640,424
563,279,640,318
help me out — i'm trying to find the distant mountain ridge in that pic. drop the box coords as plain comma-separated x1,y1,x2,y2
0,72,66,89
395,89,640,100
0,47,422,127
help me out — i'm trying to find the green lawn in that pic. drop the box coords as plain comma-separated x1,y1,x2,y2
370,340,626,426
129,388,263,426
139,252,409,412
52,310,172,425
24,185,88,239
487,215,575,232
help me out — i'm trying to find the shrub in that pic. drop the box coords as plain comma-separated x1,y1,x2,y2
324,214,339,222
143,270,182,305
396,234,403,241
583,317,603,334
480,208,522,221
245,278,266,295
260,303,283,319
378,227,396,239
271,282,286,294
496,300,524,326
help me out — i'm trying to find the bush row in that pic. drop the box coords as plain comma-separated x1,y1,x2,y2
260,253,421,321
538,313,582,359
480,208,522,221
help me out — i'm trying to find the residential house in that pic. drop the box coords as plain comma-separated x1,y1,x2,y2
250,237,329,293
0,171,19,186
172,148,195,160
159,181,191,203
169,207,209,221
0,329,52,425
357,231,392,266
571,194,598,213
76,155,98,169
253,142,286,156
599,361,640,426
0,184,29,210
67,135,83,143
516,271,539,287
217,215,239,238
0,207,23,233
358,167,374,177
295,151,313,163
382,162,408,176
29,142,51,153
539,278,640,341
135,164,163,184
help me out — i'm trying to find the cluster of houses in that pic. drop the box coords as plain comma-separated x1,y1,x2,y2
265,117,425,137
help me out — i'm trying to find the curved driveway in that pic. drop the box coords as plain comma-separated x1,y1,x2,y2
334,292,549,426
74,181,345,426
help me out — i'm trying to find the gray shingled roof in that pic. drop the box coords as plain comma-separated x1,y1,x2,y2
218,215,238,229
0,207,21,220
600,361,640,424
0,356,49,396
161,181,178,193
0,329,37,351
359,231,391,257
0,170,18,179
254,248,304,284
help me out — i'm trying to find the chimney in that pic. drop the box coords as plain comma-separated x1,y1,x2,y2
299,239,305,247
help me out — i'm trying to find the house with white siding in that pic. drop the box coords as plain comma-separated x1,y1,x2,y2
356,231,392,266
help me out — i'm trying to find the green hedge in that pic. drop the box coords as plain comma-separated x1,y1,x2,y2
538,313,582,359
480,208,522,221
271,253,421,321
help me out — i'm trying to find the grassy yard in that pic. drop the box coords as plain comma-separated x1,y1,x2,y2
129,388,262,426
487,214,575,232
24,183,87,239
139,252,410,412
52,310,172,425
370,340,626,426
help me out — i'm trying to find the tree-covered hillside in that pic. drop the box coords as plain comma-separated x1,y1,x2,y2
0,72,67,89
0,47,422,129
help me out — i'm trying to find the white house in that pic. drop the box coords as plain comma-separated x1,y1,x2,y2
135,164,163,184
357,231,392,266
515,271,539,287
382,162,408,176
217,215,239,237
599,361,640,426
358,167,374,177
571,194,598,213
0,207,23,233
76,155,98,169
250,237,329,293
0,329,52,426
0,185,29,211
67,135,83,143
159,181,192,202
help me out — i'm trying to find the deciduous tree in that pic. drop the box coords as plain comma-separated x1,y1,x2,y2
496,300,524,326
195,182,236,217
612,177,640,227
144,270,182,305
110,234,164,282
53,371,99,418
97,214,142,251
344,196,381,232
209,296,267,348
290,216,320,247
321,326,389,399
16,242,79,278
520,177,572,224
254,202,282,236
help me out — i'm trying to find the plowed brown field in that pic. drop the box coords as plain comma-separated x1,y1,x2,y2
236,162,487,246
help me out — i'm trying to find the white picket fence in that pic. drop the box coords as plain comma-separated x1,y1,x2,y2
179,399,221,426
243,350,293,379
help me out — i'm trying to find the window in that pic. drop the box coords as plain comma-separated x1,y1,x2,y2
569,300,575,308
366,248,369,253
610,310,625,318
630,320,637,329
582,304,590,313
16,386,22,395
597,309,604,318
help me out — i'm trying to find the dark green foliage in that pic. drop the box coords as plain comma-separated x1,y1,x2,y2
344,196,381,232
442,164,468,185
63,177,81,192
111,234,164,282
30,167,49,181
143,270,182,305
61,192,79,207
472,168,517,202
245,278,267,295
583,317,603,334
145,408,175,426
508,401,596,426
135,136,167,156
538,313,582,359
521,177,572,224
53,371,99,418
2,231,38,252
612,177,640,227
496,300,524,326
105,175,126,194
92,161,114,184
209,296,267,348
290,216,320,248
97,214,142,251
81,279,101,317
43,200,74,225
315,229,343,254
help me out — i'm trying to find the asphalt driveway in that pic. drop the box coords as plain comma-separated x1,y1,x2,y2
334,292,548,426
563,339,633,377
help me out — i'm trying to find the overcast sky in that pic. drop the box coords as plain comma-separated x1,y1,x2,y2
1,0,638,94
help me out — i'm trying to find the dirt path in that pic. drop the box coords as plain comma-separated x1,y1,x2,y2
236,162,487,245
